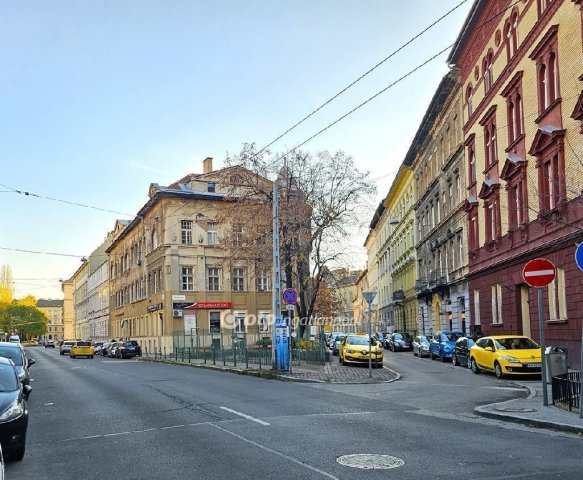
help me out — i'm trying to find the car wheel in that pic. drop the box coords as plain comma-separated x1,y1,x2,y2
471,358,481,374
414,348,418,357
60,351,64,356
494,362,504,379
452,354,458,366
440,352,446,362
90,355,94,359
70,354,75,359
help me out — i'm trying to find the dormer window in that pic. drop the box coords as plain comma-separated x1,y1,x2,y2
207,182,216,193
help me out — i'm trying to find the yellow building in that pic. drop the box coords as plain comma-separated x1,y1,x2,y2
384,164,417,335
60,279,74,339
106,158,274,354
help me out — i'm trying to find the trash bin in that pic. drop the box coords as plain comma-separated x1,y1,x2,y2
545,346,568,382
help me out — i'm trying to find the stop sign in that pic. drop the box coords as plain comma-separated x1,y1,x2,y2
522,258,556,287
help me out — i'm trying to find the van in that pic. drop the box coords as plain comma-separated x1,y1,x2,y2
8,335,20,343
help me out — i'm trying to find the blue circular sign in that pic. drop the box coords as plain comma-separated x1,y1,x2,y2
575,243,583,271
282,288,298,305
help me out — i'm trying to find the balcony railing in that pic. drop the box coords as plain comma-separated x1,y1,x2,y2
392,289,406,303
415,278,430,293
428,269,449,288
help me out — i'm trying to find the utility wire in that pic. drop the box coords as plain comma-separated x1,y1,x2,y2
0,246,86,258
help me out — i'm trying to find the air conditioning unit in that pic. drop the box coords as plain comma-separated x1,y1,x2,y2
173,309,183,317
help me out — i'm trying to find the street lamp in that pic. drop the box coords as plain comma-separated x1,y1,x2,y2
363,291,377,378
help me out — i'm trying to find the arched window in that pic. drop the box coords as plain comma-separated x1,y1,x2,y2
538,64,547,110
505,11,519,61
548,52,557,103
152,229,158,250
466,84,474,117
508,100,515,143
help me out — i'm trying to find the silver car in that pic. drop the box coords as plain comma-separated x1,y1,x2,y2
413,335,430,357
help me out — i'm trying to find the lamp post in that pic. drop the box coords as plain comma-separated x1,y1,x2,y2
363,291,377,378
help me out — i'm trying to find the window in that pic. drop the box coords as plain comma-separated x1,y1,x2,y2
538,0,551,16
469,211,479,251
207,182,216,193
259,313,270,332
484,197,500,243
474,289,481,326
457,235,463,268
234,314,245,333
484,123,498,167
151,230,158,250
543,154,561,210
208,267,220,291
181,266,194,291
491,284,503,324
483,50,494,94
505,11,519,61
530,26,560,114
456,176,461,203
508,180,527,228
181,220,193,245
467,140,477,186
207,222,218,245
548,267,567,321
209,312,221,333
232,224,243,247
466,84,474,117
232,268,245,291
257,270,269,291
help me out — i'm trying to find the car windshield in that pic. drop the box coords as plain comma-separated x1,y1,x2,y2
0,346,23,366
495,338,539,350
418,336,429,344
125,341,139,346
0,363,19,391
347,336,370,346
441,333,460,342
393,334,403,340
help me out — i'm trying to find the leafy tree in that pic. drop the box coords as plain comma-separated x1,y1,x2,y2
0,302,48,340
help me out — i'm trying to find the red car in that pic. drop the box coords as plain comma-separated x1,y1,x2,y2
44,340,55,348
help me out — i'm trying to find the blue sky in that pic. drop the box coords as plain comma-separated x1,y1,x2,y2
0,0,472,299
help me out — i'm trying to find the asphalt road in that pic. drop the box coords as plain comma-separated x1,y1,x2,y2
6,346,582,480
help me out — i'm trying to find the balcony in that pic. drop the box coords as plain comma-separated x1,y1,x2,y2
392,289,406,304
428,269,450,294
415,278,432,302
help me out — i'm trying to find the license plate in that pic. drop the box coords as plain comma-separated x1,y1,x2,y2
525,363,541,368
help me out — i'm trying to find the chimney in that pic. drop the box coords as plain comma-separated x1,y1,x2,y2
203,157,213,174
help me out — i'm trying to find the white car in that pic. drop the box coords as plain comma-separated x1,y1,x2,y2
8,335,20,343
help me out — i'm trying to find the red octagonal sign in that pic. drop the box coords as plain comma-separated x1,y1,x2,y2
522,258,556,288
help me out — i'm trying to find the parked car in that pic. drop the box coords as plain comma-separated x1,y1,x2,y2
115,341,142,359
452,337,476,367
70,341,94,359
429,330,464,362
385,332,413,351
339,334,383,367
100,342,112,357
412,335,430,357
0,355,31,461
44,340,55,348
470,335,542,379
106,342,121,358
327,332,343,349
332,335,346,356
0,343,34,386
59,340,75,356
93,342,104,355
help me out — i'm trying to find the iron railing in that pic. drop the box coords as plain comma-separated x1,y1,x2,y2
551,371,581,412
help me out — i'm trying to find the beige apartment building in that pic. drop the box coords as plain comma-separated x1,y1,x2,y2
36,299,64,341
60,279,74,339
106,158,275,354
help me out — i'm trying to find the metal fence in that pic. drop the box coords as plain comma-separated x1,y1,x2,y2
551,371,581,412
163,330,326,368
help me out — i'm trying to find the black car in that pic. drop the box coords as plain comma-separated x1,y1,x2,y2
332,335,346,356
116,341,142,359
452,336,476,368
385,333,413,351
0,343,35,386
0,356,31,461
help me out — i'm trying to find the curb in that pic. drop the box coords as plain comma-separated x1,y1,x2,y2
474,403,583,435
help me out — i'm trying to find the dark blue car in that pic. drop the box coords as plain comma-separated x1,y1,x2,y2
429,330,464,362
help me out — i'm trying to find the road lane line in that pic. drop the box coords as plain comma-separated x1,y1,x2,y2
160,425,185,430
219,406,270,426
208,423,340,480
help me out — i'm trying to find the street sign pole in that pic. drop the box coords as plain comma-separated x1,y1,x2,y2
574,243,583,418
537,287,549,406
523,258,556,408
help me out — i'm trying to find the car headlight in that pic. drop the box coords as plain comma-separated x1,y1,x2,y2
0,402,24,423
500,355,521,363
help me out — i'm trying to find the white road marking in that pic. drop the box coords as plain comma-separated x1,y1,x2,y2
209,423,340,480
44,403,53,406
103,431,132,437
219,406,270,426
160,424,185,430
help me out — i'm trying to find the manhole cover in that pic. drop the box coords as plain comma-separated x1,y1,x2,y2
494,407,536,413
337,454,405,469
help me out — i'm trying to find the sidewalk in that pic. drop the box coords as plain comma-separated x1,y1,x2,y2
139,355,582,434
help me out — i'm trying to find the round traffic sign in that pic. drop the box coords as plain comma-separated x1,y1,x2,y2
575,243,583,271
282,288,298,305
522,258,556,288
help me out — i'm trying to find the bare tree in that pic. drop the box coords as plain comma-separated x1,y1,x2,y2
221,144,376,338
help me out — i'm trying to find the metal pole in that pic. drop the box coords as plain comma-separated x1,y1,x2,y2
580,323,583,419
272,180,282,369
537,287,549,406
368,301,372,378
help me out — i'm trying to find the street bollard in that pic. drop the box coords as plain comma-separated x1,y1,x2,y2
164,346,166,360
188,347,191,363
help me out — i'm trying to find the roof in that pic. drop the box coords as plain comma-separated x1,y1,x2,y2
36,299,63,308
447,0,485,64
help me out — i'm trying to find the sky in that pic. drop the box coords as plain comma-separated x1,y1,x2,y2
0,0,473,300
